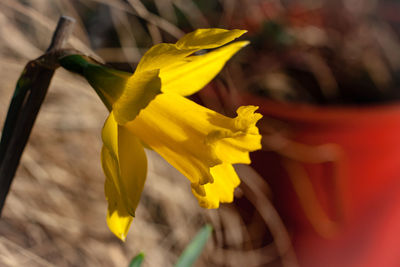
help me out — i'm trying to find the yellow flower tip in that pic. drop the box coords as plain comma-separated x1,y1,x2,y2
192,164,241,209
238,40,251,48
191,183,206,197
106,208,133,241
199,198,220,209
175,28,248,50
234,105,263,134
192,185,220,209
203,105,263,167
119,233,127,242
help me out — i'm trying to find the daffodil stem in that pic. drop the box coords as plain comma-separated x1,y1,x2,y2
0,16,76,215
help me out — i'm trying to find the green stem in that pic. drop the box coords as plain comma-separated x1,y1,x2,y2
0,16,75,215
0,76,31,165
59,54,129,111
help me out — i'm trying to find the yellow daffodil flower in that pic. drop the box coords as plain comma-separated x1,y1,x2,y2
60,28,262,241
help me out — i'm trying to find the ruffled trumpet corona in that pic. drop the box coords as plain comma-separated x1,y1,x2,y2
60,28,262,240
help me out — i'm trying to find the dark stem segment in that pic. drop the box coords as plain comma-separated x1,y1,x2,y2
46,16,75,53
0,16,75,215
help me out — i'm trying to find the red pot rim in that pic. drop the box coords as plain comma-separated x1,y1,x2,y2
241,94,400,124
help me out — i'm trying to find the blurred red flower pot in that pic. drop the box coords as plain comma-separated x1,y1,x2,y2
240,95,400,267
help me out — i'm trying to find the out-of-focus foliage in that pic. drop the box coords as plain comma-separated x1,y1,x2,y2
174,225,212,267
128,225,212,267
216,0,400,105
129,252,145,267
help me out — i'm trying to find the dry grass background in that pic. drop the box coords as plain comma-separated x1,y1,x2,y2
0,1,295,266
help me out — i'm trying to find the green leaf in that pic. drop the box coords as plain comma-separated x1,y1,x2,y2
174,225,213,267
129,252,144,267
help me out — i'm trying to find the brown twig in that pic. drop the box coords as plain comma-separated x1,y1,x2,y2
0,16,76,215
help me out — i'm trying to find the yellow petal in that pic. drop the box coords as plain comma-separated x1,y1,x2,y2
160,41,249,96
112,69,161,124
192,164,241,209
101,113,147,239
175,28,247,50
135,29,247,85
135,43,197,73
102,146,133,241
125,93,262,195
210,105,263,164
